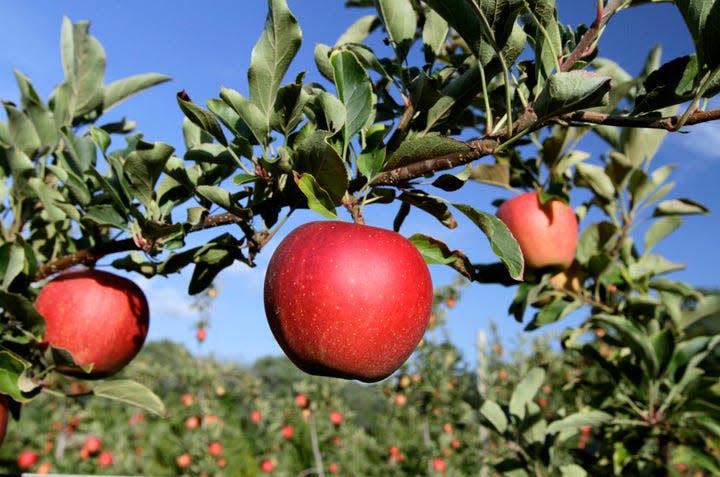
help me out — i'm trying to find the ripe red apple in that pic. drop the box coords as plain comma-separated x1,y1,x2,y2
35,269,150,379
496,191,578,269
175,453,192,468
264,221,433,382
281,424,294,439
97,451,113,467
208,441,223,456
329,411,344,426
0,395,9,448
82,436,101,455
17,449,38,469
294,393,309,409
196,327,207,343
260,458,276,473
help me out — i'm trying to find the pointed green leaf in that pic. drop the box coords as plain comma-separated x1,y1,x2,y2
2,243,25,290
451,203,524,281
176,92,227,146
653,198,709,216
374,0,417,60
295,173,339,219
335,15,381,46
330,49,374,149
0,350,38,402
644,216,682,252
546,409,613,436
293,131,349,204
593,314,659,376
674,0,720,68
509,367,545,420
480,399,508,434
575,162,615,200
3,102,41,155
103,72,171,112
220,87,269,146
384,133,471,171
248,0,302,125
398,191,457,228
124,141,175,209
422,9,449,57
93,379,166,417
65,20,107,118
408,234,475,279
534,71,611,120
83,204,128,229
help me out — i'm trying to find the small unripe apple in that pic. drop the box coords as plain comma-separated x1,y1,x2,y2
264,221,433,382
35,269,150,379
496,191,578,269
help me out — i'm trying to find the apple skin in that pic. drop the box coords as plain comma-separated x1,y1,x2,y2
496,191,578,269
0,395,8,448
264,221,433,383
35,269,150,379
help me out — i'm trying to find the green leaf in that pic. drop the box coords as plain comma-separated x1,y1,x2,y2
0,290,44,328
248,0,302,126
575,162,615,201
335,15,381,46
103,72,171,112
270,78,309,136
560,464,588,477
653,198,709,216
195,186,249,217
451,203,524,281
593,314,659,377
0,350,38,402
356,124,387,179
526,0,562,85
408,234,474,277
293,131,349,204
295,173,339,219
330,49,374,150
546,409,613,436
220,87,269,146
674,0,720,68
533,71,611,120
313,43,335,81
1,243,25,290
644,216,682,252
650,327,674,376
83,204,128,229
480,399,508,433
526,299,583,330
92,379,166,417
124,141,175,210
398,191,457,228
3,102,41,155
374,0,417,60
422,9,449,57
509,367,545,420
384,133,471,171
61,18,107,118
176,92,227,146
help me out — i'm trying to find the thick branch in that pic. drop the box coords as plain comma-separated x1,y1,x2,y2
558,108,720,130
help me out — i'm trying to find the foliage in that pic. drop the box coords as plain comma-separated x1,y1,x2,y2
0,0,719,474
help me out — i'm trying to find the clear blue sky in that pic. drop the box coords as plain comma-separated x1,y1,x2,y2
1,1,718,368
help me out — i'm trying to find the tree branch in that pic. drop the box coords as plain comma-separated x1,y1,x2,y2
560,0,626,72
557,108,720,130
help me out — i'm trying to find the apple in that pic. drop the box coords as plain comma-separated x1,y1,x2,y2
196,327,207,342
83,436,101,455
17,449,38,469
208,441,222,456
431,457,447,473
176,453,192,468
329,411,344,426
0,395,9,448
294,393,309,409
260,458,276,473
281,424,294,439
35,269,150,378
264,221,433,382
98,451,113,467
250,410,262,424
496,191,578,269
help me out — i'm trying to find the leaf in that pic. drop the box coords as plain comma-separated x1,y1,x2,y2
644,216,682,252
451,203,524,281
293,131,349,204
93,379,166,417
248,0,302,126
295,173,339,219
384,133,471,171
480,399,508,433
124,141,175,208
653,198,709,216
526,0,562,84
422,9,449,57
270,78,309,136
330,49,374,149
2,102,41,155
195,186,249,218
546,409,613,436
335,15,381,46
407,234,475,279
374,0,417,60
176,92,227,146
313,43,335,81
0,350,38,402
593,314,659,377
533,71,612,120
103,72,171,112
1,243,25,290
560,465,588,477
61,18,107,118
674,0,720,68
356,124,387,179
575,162,615,201
0,290,44,328
83,204,128,229
509,367,545,420
398,191,457,228
525,299,583,331
220,87,269,146
469,163,511,187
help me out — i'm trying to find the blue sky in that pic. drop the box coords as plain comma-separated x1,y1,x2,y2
1,1,718,368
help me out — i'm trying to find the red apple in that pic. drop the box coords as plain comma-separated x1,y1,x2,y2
329,411,344,426
281,424,294,439
260,458,276,473
496,191,578,269
264,221,433,382
196,327,207,343
176,453,192,468
294,393,309,409
0,395,9,448
208,441,223,456
82,436,101,455
97,451,113,467
35,269,150,378
17,449,38,469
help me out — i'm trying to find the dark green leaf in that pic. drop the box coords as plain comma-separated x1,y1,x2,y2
176,92,227,146
509,367,545,420
374,0,417,60
384,133,471,170
653,198,709,216
644,216,682,252
480,399,508,433
293,130,349,204
294,173,339,219
124,141,175,209
83,204,128,229
422,9,449,57
330,49,374,149
533,71,611,120
674,0,720,68
248,0,302,125
408,234,475,279
593,314,659,377
0,290,44,328
398,191,457,228
451,203,524,281
220,87,269,146
0,350,38,402
103,73,171,112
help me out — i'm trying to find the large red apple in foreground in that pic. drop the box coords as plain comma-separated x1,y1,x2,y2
496,191,578,269
264,221,433,382
0,395,8,448
35,269,150,379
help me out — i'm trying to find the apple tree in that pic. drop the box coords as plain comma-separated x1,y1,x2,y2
0,0,719,474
